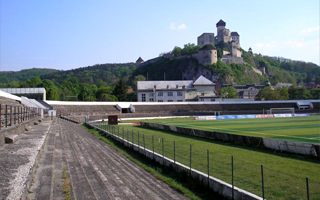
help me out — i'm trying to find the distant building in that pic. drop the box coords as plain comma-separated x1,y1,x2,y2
234,84,265,99
136,57,144,64
196,19,244,64
137,75,216,102
274,82,293,89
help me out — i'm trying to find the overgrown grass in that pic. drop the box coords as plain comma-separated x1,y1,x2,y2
63,166,72,200
99,123,320,200
84,124,223,200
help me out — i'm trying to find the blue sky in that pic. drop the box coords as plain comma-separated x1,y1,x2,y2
0,0,319,71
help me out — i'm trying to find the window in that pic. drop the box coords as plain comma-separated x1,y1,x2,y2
149,98,154,102
149,93,154,97
158,100,163,102
158,91,163,96
201,92,205,96
168,91,173,96
141,93,146,102
177,91,183,96
177,100,183,102
168,100,174,102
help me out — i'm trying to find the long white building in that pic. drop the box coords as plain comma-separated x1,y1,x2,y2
137,75,216,102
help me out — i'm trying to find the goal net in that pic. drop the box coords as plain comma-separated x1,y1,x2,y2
267,107,295,115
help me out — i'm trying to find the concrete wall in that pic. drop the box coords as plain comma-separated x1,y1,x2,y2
87,122,262,200
140,122,320,159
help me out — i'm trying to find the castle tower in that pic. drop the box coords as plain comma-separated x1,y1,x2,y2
231,32,240,47
216,19,231,43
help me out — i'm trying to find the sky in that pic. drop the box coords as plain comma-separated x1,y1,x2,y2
0,0,319,71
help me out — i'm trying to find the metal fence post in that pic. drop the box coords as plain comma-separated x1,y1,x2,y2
10,106,12,126
0,104,2,130
231,156,234,200
5,105,8,127
152,135,154,159
131,130,134,147
189,144,192,174
306,177,310,200
207,150,210,186
143,134,145,152
173,141,176,164
161,138,164,159
261,165,265,200
138,131,140,147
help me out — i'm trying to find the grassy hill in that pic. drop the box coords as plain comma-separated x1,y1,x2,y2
0,68,58,86
0,47,319,101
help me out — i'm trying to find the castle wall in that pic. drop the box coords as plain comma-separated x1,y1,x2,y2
197,33,215,47
193,49,217,65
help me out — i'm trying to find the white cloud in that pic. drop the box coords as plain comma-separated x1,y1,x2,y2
169,22,187,31
300,26,320,35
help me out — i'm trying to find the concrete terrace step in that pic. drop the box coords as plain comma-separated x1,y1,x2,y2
0,119,51,200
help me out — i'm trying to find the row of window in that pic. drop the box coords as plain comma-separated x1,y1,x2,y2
141,94,184,102
157,91,183,97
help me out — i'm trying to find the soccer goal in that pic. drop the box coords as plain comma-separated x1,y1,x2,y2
267,107,295,115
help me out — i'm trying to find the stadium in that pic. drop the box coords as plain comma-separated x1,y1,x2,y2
1,90,319,200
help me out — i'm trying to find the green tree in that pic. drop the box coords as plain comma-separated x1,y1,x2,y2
220,86,238,98
112,79,128,101
310,89,320,99
26,76,42,87
133,75,146,89
288,87,311,99
171,46,182,57
78,83,97,101
96,86,117,101
41,79,60,100
276,88,289,100
181,43,199,55
256,87,279,100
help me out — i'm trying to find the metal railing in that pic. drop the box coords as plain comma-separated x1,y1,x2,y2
0,104,41,130
91,121,320,200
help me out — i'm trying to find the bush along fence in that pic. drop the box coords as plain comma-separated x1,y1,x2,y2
140,122,320,159
0,104,41,130
88,121,320,200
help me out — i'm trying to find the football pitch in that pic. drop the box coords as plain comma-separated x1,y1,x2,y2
143,115,320,144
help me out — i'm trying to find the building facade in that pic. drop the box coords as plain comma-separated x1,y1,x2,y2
137,76,216,102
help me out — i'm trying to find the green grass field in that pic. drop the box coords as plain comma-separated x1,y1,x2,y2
142,115,320,144
99,123,320,200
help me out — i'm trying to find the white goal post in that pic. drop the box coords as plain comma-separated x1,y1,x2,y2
267,107,295,115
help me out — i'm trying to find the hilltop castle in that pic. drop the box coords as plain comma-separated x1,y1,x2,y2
196,19,243,65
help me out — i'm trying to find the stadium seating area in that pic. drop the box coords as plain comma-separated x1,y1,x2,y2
51,100,320,123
